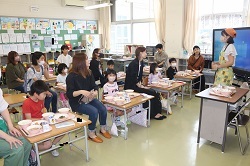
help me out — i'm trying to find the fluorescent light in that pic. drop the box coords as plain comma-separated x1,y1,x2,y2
84,2,113,10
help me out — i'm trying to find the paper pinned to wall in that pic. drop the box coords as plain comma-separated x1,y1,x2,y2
79,29,84,34
9,34,17,43
23,34,30,42
64,34,71,40
0,45,3,55
3,44,10,55
0,34,2,43
7,29,14,34
57,37,63,41
34,48,40,52
68,30,72,34
91,30,94,34
10,44,18,52
41,29,46,34
55,30,60,34
45,47,51,52
2,33,10,43
23,43,31,53
38,36,44,40
26,29,32,34
44,36,52,48
47,30,54,34
17,44,24,54
57,44,62,49
70,34,77,40
16,33,23,42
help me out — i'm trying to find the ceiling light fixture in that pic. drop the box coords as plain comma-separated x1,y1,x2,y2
84,2,113,10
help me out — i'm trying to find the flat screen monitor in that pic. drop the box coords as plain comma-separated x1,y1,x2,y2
212,27,250,78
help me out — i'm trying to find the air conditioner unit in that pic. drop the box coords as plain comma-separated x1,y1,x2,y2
62,0,87,7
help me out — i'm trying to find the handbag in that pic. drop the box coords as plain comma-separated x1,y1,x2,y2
128,105,147,127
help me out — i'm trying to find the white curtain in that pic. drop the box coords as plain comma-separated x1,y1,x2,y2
99,5,111,51
154,0,167,46
247,0,250,26
183,0,199,54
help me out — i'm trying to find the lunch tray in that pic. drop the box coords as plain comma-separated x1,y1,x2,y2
48,113,76,125
19,126,52,137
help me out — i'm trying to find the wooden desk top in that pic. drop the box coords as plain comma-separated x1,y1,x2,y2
4,93,27,105
195,87,249,104
22,114,91,144
102,95,154,109
149,82,186,91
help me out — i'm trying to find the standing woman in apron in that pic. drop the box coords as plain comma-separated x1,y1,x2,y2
212,28,237,86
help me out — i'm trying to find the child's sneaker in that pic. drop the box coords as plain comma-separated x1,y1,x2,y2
51,145,59,157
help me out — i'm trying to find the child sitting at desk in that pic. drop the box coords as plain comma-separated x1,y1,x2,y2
148,63,162,84
166,58,178,80
103,69,131,125
104,60,124,87
22,80,64,157
56,63,69,108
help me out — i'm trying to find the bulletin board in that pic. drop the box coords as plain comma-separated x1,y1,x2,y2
0,17,98,55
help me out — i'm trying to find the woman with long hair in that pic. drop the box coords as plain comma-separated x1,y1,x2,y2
66,53,111,143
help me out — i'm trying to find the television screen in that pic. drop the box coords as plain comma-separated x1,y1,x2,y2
212,27,250,77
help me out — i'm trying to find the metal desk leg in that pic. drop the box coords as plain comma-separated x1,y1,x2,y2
148,100,151,127
166,92,170,115
123,108,128,140
197,99,203,144
221,104,230,152
34,143,41,166
199,75,202,92
181,85,184,108
190,80,192,99
83,126,89,161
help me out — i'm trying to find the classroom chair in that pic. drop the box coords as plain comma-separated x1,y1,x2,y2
227,100,250,155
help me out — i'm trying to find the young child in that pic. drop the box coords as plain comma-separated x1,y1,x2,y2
22,80,64,157
148,63,162,84
167,58,178,80
56,63,69,108
103,69,131,126
56,45,72,68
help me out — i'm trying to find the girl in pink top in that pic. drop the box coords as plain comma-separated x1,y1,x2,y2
148,63,162,84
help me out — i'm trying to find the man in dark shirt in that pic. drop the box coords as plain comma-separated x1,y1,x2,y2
167,58,178,80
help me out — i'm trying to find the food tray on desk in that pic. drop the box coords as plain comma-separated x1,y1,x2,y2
209,90,235,98
48,113,76,125
19,126,52,138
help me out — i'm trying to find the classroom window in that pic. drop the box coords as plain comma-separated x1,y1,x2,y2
196,0,247,54
111,0,156,53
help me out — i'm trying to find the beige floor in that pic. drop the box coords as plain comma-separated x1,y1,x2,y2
1,95,250,166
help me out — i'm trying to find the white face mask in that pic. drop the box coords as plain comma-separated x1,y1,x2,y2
38,60,45,65
108,76,116,82
171,63,177,67
64,68,68,73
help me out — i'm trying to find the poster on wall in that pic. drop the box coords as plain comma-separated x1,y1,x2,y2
86,21,97,31
36,19,50,30
75,20,86,30
64,20,75,30
1,17,19,30
50,20,63,30
19,18,35,30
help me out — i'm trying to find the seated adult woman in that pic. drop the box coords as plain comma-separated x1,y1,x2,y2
187,45,205,91
66,53,111,143
124,47,166,120
89,48,105,87
5,51,26,93
26,51,58,113
0,88,32,166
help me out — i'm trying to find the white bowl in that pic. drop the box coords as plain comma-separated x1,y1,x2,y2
58,108,70,114
105,96,114,102
26,125,42,135
42,112,55,121
125,89,134,93
18,120,32,129
151,81,158,85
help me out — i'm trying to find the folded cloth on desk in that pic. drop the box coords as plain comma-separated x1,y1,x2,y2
55,121,75,128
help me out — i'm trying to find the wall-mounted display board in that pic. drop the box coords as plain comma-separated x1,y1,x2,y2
0,17,98,56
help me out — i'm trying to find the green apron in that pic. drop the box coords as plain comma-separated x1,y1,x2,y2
214,51,234,86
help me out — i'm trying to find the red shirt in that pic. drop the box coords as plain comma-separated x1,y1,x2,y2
22,98,44,119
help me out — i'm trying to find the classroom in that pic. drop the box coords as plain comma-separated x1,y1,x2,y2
0,0,250,166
